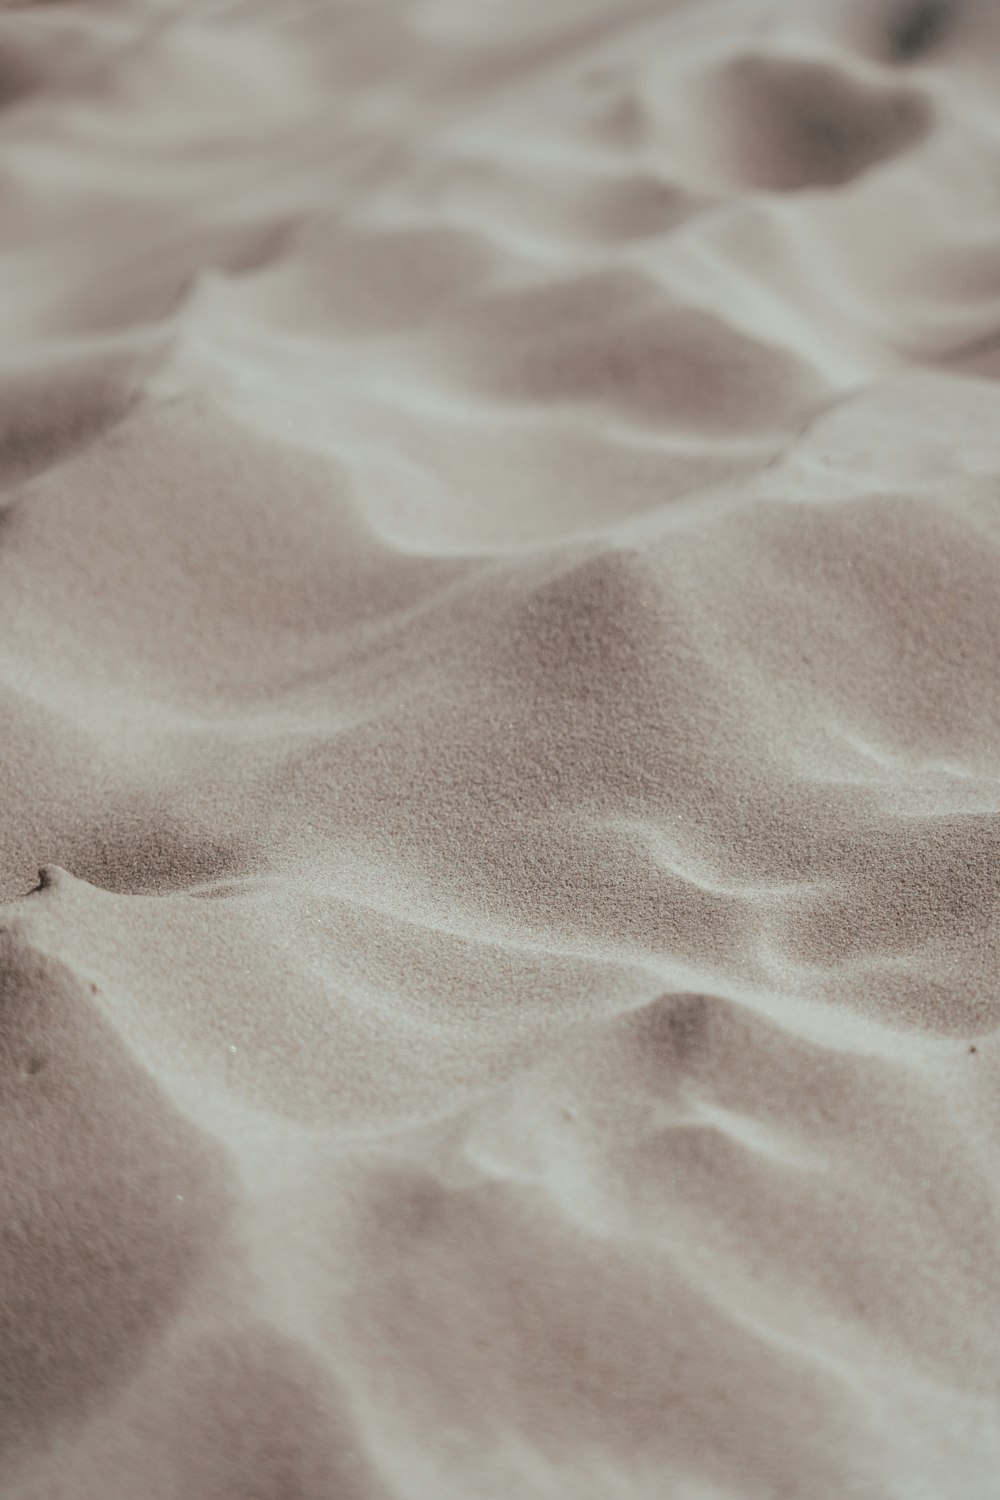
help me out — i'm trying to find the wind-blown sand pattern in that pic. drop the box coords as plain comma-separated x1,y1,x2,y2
2,0,1000,1495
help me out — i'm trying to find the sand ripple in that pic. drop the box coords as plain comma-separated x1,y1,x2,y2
2,0,1000,1495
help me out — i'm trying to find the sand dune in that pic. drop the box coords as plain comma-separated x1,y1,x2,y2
2,0,1000,1495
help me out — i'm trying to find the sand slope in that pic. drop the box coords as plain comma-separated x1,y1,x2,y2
2,1,1000,1496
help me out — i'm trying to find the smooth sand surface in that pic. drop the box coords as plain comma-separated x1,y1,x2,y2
2,1,1000,1495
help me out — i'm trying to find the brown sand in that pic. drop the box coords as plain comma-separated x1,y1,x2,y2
2,0,1000,1495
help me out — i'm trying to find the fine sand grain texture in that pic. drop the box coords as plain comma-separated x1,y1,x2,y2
2,0,1000,1496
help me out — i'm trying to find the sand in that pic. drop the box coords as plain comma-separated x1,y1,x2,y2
1,0,1000,1495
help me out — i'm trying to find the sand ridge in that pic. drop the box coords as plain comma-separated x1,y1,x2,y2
2,0,1000,1496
